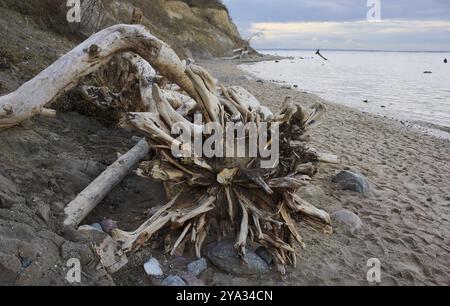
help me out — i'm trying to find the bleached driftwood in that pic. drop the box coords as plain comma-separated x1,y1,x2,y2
0,24,197,130
222,86,273,121
64,138,150,227
0,24,338,273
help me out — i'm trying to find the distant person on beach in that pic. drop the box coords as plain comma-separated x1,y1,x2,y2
315,49,328,61
445,58,448,64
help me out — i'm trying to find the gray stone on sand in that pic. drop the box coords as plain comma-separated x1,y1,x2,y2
255,246,273,265
161,275,186,286
144,258,163,277
100,219,118,233
205,240,269,276
332,170,371,194
187,257,207,276
90,223,103,232
331,210,362,235
180,272,204,286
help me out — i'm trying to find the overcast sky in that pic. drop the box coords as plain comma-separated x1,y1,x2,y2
223,0,450,51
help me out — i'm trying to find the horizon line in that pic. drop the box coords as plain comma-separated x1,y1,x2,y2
257,48,450,53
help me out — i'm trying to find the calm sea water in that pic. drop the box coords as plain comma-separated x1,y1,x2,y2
241,50,450,133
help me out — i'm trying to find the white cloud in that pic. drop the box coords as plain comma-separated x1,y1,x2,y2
249,19,450,50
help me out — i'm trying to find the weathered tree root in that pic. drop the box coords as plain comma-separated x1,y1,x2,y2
0,24,339,273
115,76,335,272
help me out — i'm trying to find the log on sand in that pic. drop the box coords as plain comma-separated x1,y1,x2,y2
63,138,150,227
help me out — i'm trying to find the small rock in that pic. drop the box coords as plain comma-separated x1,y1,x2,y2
256,79,264,83
363,99,369,103
90,223,103,232
20,257,33,269
161,275,186,286
423,71,432,74
144,258,163,277
255,247,273,265
180,272,204,286
331,210,362,235
187,258,207,276
332,170,371,194
205,240,269,276
381,105,386,108
293,84,298,88
100,219,118,233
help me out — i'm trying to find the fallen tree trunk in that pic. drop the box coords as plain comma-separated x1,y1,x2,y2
64,138,151,227
0,24,197,130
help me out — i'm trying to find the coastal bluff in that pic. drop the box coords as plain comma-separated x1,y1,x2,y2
0,0,245,59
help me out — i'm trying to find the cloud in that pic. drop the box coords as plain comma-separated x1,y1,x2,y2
223,0,450,50
248,20,450,50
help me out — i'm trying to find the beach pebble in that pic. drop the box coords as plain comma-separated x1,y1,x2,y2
180,272,204,286
255,246,273,265
144,258,163,277
100,219,118,233
331,210,362,235
90,223,104,232
205,240,269,276
187,258,207,276
161,275,186,286
21,257,33,269
332,170,371,194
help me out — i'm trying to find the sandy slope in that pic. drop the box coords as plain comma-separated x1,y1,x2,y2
201,59,450,286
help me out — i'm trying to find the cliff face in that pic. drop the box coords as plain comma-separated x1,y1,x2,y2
0,0,244,59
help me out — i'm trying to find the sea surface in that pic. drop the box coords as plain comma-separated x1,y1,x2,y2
241,50,450,137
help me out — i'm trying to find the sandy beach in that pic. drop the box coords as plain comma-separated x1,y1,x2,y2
200,59,450,285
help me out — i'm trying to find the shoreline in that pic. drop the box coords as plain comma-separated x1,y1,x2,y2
238,57,450,141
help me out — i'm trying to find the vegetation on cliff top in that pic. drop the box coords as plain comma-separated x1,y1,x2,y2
181,0,228,11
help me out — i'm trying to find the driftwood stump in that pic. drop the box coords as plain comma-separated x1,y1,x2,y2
0,24,338,273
